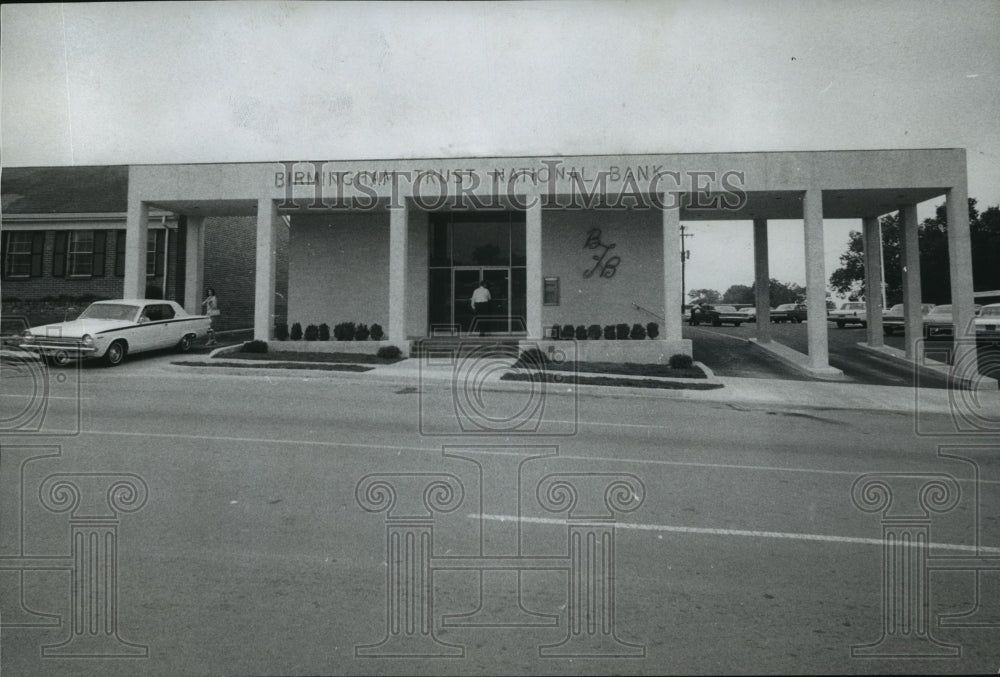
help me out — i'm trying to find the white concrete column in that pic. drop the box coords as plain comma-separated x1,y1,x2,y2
254,199,277,341
388,202,409,341
752,218,771,342
123,200,148,298
803,189,833,372
183,216,205,315
946,184,976,365
661,199,683,341
525,198,543,338
862,216,884,347
899,205,923,361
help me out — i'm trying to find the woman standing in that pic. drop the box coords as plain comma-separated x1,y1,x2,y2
202,288,221,345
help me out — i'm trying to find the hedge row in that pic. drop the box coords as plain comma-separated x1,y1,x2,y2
275,322,385,341
550,322,660,340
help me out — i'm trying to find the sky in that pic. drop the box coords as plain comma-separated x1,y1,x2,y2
2,0,998,297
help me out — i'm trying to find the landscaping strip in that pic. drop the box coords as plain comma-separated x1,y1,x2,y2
174,360,373,372
502,371,723,390
213,351,403,365
511,356,706,379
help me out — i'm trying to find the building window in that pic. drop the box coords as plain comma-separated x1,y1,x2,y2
543,277,560,305
146,230,157,277
53,230,106,278
114,229,165,277
2,232,45,278
67,231,95,276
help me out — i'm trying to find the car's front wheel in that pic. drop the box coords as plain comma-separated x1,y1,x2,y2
104,340,127,367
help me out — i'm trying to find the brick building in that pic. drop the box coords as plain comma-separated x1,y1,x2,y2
1,166,287,330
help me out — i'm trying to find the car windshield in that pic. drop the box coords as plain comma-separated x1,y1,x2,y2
776,304,795,310
980,306,1000,318
79,303,140,321
887,304,905,312
929,305,951,314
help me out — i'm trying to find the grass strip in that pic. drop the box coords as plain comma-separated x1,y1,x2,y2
511,357,705,379
213,351,402,364
501,372,722,390
174,360,373,372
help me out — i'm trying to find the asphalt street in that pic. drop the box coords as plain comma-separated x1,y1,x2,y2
2,359,998,676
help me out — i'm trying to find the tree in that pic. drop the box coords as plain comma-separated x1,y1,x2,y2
764,278,806,305
722,284,754,304
829,198,999,305
688,288,720,304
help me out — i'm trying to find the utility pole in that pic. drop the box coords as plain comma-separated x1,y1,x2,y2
680,224,694,310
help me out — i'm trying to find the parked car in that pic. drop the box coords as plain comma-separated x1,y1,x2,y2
974,303,1000,344
925,303,986,340
882,303,935,335
689,304,745,327
828,301,867,328
739,307,757,323
770,303,807,323
19,299,211,366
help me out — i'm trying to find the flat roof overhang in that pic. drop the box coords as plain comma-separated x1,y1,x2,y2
130,149,966,221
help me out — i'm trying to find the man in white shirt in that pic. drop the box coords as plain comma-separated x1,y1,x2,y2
470,280,492,336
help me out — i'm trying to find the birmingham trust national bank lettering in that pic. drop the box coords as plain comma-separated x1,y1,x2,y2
273,160,747,211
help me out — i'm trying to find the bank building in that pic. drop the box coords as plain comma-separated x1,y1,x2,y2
1,148,980,380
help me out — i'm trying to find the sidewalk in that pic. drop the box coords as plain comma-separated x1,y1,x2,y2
170,351,996,417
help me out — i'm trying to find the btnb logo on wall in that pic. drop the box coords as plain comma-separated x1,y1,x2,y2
583,228,620,279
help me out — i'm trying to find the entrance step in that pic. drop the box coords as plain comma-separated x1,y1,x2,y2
410,337,522,359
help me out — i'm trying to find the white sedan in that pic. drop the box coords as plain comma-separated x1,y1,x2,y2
19,299,211,366
974,303,1000,343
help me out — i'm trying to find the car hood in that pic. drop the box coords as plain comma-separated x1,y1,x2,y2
27,318,135,338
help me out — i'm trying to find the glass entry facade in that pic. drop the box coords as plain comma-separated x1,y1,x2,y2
428,212,526,335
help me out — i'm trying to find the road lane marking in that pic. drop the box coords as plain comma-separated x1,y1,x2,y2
474,514,1000,554
0,393,91,401
37,428,1000,486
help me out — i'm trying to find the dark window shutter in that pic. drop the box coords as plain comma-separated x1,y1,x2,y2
154,230,165,276
91,231,107,277
53,231,68,278
0,231,7,278
115,230,126,277
30,232,45,277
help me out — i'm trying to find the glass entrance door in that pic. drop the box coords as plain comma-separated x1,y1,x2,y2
453,267,511,335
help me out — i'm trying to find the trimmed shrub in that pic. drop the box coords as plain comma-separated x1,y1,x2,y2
604,325,616,340
304,324,319,341
370,323,384,341
630,323,647,340
561,324,575,340
334,322,356,341
290,322,303,341
669,353,694,370
275,323,289,341
241,340,268,353
616,323,630,340
575,325,588,340
355,323,371,341
646,322,660,339
517,347,550,368
319,323,330,341
587,324,602,340
376,345,402,359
